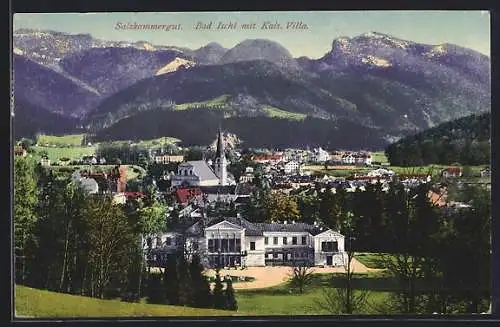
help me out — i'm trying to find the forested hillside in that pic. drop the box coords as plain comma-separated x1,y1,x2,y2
385,113,490,166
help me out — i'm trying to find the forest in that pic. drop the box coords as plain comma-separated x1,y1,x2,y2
385,113,490,166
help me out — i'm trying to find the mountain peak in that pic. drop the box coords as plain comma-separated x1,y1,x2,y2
219,38,296,67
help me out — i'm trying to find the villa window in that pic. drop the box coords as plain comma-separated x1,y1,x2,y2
321,241,338,252
292,237,297,245
208,239,215,252
283,237,287,245
166,237,172,246
273,237,278,245
264,237,269,245
250,242,256,251
302,236,307,245
235,238,241,252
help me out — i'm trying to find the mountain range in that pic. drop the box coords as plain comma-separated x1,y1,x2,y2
12,29,490,148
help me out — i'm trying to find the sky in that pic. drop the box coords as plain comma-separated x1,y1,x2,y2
13,11,490,59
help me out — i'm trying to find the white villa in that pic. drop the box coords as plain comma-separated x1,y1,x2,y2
145,216,346,268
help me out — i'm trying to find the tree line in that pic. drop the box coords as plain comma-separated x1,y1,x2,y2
13,157,237,311
385,113,490,166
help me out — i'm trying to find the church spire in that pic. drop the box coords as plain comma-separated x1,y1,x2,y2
216,125,225,159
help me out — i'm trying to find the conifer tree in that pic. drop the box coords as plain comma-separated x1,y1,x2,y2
189,254,213,308
212,273,226,309
164,254,179,305
224,278,238,311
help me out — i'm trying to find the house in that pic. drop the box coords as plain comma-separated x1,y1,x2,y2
40,156,51,167
309,147,330,163
14,146,27,157
82,156,98,165
171,129,235,187
480,168,490,178
154,154,184,165
239,167,255,183
175,187,204,206
145,217,346,268
283,161,300,175
342,154,355,165
441,167,463,178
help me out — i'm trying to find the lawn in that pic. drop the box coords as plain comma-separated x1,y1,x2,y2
262,105,307,121
32,145,96,162
36,134,87,147
138,137,181,147
175,95,231,110
236,272,392,315
354,253,397,270
15,285,237,318
371,151,389,164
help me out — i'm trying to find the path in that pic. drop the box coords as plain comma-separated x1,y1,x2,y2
205,258,380,290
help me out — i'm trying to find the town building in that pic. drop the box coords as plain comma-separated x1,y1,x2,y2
283,161,300,175
40,156,51,167
309,147,330,163
145,217,346,268
239,167,255,184
441,167,463,178
154,154,185,165
14,146,27,157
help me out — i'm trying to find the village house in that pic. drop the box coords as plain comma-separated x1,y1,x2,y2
252,153,284,165
342,153,356,165
309,147,330,163
480,167,490,178
40,156,51,167
145,216,346,269
283,161,300,175
239,167,255,184
154,154,185,165
14,146,27,157
441,167,463,178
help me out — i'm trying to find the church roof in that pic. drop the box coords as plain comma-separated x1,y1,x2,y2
184,160,219,181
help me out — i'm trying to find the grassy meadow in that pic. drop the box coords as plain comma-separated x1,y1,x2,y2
262,105,307,121
32,145,96,162
15,285,237,318
175,95,231,110
36,134,87,147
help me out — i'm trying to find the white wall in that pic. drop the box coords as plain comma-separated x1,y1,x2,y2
244,235,265,266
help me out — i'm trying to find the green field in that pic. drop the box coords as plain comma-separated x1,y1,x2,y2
371,151,389,164
33,146,96,162
138,137,181,147
48,165,146,181
262,105,307,121
15,285,237,318
236,272,391,315
175,95,231,110
36,134,87,147
354,253,397,270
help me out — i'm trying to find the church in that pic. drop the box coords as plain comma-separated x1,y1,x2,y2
171,128,236,188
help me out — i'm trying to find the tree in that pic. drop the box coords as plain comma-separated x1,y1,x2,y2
224,279,238,311
288,263,315,294
212,273,226,309
82,196,136,299
164,254,180,305
263,191,300,223
14,157,39,284
189,254,213,308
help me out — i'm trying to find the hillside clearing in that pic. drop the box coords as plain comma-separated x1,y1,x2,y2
262,105,307,121
36,134,87,147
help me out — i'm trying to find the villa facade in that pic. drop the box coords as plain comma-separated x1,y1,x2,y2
145,216,346,269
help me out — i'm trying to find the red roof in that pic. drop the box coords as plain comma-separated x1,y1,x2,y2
253,154,283,162
176,188,202,204
123,192,144,198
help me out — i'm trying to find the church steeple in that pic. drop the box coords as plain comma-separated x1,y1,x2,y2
213,125,228,186
216,125,225,159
